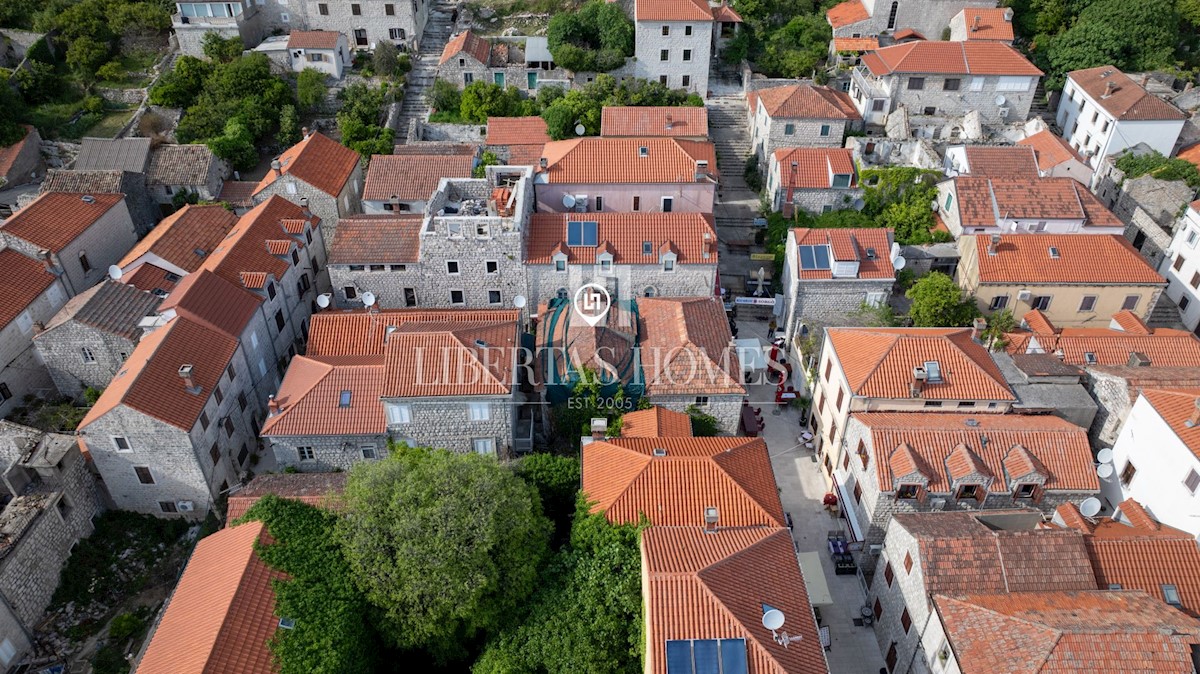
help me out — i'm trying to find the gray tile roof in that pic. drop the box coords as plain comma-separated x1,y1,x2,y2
39,169,126,194
147,144,222,186
75,137,151,173
42,280,161,341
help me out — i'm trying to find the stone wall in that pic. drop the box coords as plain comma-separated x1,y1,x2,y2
867,522,931,674
649,394,742,435
884,73,1035,126
777,186,863,214
526,262,716,308
752,111,850,161
0,281,68,419
34,321,138,400
633,20,712,94
1085,368,1134,448
784,279,893,344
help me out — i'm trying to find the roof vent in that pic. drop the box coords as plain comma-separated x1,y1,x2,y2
1127,351,1151,367
653,447,668,456
704,506,719,532
474,339,488,348
638,146,649,157
964,418,979,427
178,364,200,394
193,247,207,257
81,195,95,204
1102,81,1117,99
1185,397,1200,428
866,247,877,259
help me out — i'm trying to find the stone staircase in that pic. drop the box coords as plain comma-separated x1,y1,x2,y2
395,0,457,142
1028,79,1053,126
1147,294,1186,329
707,92,763,288
707,94,752,185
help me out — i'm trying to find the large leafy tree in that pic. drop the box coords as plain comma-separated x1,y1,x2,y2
513,453,580,546
1040,0,1179,89
547,0,633,72
336,81,395,157
906,272,980,327
338,445,551,663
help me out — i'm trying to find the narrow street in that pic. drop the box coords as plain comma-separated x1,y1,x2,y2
707,92,764,294
395,0,457,141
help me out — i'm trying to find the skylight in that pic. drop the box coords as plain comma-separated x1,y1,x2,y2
798,245,831,270
567,220,598,247
1048,246,1060,259
924,360,943,383
339,390,352,407
1084,352,1097,364
665,638,748,674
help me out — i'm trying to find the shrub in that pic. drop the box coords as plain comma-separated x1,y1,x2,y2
296,68,327,112
108,612,145,641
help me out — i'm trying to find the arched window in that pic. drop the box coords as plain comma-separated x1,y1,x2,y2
886,1,899,30
643,286,658,298
556,287,570,299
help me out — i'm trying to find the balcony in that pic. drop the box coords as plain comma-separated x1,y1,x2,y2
173,1,254,28
851,66,889,100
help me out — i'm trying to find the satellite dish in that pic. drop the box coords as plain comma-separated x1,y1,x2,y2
994,95,1007,107
513,294,527,309
316,293,331,309
930,199,939,212
1079,497,1102,518
562,194,576,208
107,265,122,281
851,198,865,211
1097,463,1114,479
361,292,376,308
762,609,786,631
893,255,907,270
1096,447,1113,464
574,123,586,136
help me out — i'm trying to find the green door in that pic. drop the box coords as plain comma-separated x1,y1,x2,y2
494,72,505,86
527,71,537,89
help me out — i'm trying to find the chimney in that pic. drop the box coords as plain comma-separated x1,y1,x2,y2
589,417,608,440
271,159,282,177
1054,348,1065,360
971,316,987,343
971,14,980,31
704,506,719,533
1186,397,1200,428
911,366,928,397
1003,7,1014,21
1127,352,1151,367
1102,81,1116,99
538,157,548,169
987,233,1001,256
301,126,310,138
268,394,280,416
178,364,200,394
37,249,55,274
1140,74,1149,87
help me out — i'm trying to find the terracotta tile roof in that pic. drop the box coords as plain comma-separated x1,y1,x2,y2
525,212,717,265
790,228,894,280
893,510,1098,594
75,137,151,173
962,146,1039,177
1111,310,1150,334
946,443,992,480
217,180,257,207
1179,143,1200,170
600,107,710,137
158,269,263,338
118,204,238,273
538,137,719,183
287,30,341,49
958,8,1015,41
307,308,522,356
486,117,550,145
1022,309,1056,335
203,196,311,289
773,147,857,190
124,263,178,295
932,591,1200,673
1141,389,1200,462
619,406,693,437
258,356,387,437
137,521,283,674
254,133,359,198
506,143,545,166
146,144,223,187
748,85,860,120
951,176,1120,227
825,327,1014,401
41,280,160,341
862,41,1042,76
1018,130,1086,171
857,412,1097,492
826,0,868,27
582,437,783,526
639,297,744,396
226,472,347,521
1,192,125,252
833,37,879,51
1067,66,1186,121
892,28,926,41
635,0,712,21
0,249,56,330
79,316,239,431
328,214,423,264
643,527,828,674
972,234,1164,285
362,151,474,201
0,125,35,178
380,323,516,397
1006,312,1200,366
439,30,491,65
712,3,742,22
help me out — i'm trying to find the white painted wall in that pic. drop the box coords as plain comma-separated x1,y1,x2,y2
1158,204,1200,332
1057,77,1185,167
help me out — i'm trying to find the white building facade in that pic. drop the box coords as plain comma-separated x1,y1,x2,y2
1158,202,1200,334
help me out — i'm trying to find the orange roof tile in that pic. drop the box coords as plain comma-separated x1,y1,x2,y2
287,30,340,49
0,249,56,330
439,30,491,65
643,527,828,674
158,269,263,338
862,41,1041,76
254,133,359,198
1179,143,1200,169
137,521,282,674
619,406,693,437
362,151,474,202
1067,66,1186,121
118,204,238,273
1006,312,1200,366
892,28,925,41
933,591,1200,673
639,297,744,396
748,85,860,120
635,0,712,21
961,146,1039,177
583,437,783,526
226,472,347,522
328,214,423,264
826,0,868,27
600,107,710,137
1142,389,1200,462
1017,129,1086,171
946,443,992,481
486,116,550,146
826,327,1014,401
1,192,125,252
525,212,717,265
259,356,387,437
773,147,857,190
951,176,1120,227
711,3,741,22
790,228,894,280
1111,310,1151,334
203,196,310,289
859,412,1097,492
1022,309,1056,335
0,125,35,178
972,234,1164,285
123,263,178,295
833,37,879,51
958,8,1015,41
538,137,718,183
306,308,521,356
380,324,515,397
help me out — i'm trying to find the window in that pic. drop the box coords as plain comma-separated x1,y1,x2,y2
528,71,538,89
227,363,236,382
468,402,490,421
385,3,394,13
943,78,960,91
662,25,669,35
297,446,315,461
784,123,795,135
200,411,210,430
594,196,603,211
643,286,658,297
835,389,844,411
1192,272,1200,290
238,392,248,412
1184,469,1200,494
210,443,221,465
237,444,249,466
1079,295,1097,312
901,608,912,633
1031,295,1051,311
488,290,501,305
896,484,920,499
694,396,709,406
633,196,641,211
956,484,980,500
824,360,832,381
853,481,862,503
555,259,566,272
989,295,1009,311
213,384,224,405
447,260,460,274
663,258,675,272
684,25,692,35
904,551,914,573
81,347,96,363
872,99,885,112
660,49,669,61
463,72,473,84
660,76,668,85
159,501,178,513
873,598,883,620
885,562,894,586
113,436,132,452
79,252,91,273
473,438,495,455
1181,296,1190,312
450,290,465,305
135,466,154,485
1164,585,1182,606
344,286,358,300
223,416,234,437
924,400,943,408
819,124,831,137
907,77,925,90
857,440,869,469
274,309,285,331
1015,483,1037,499
335,390,351,408
308,53,325,62
556,287,569,299
1178,256,1190,273
1120,460,1136,485
318,2,328,12
662,197,673,212
886,0,898,28
682,75,690,87
351,3,360,13
922,106,937,116
361,445,377,460
1121,295,1140,311
1187,230,1199,248
485,260,499,274
682,49,692,62
387,403,412,424
354,29,367,46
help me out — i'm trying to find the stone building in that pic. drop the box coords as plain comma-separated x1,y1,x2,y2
485,117,550,166
934,175,1124,238
244,132,362,242
261,308,529,466
826,0,998,40
600,106,709,140
535,137,718,214
632,0,716,95
766,147,862,214
171,0,265,59
524,211,718,308
1103,174,1195,269
941,144,1039,178
146,144,231,205
1016,129,1093,183
327,214,424,308
436,31,564,91
1057,66,1186,167
114,203,240,296
747,84,861,160
0,250,69,423
361,145,476,214
0,126,44,188
1085,365,1200,448
947,6,1014,42
33,281,162,399
0,192,138,296
780,228,895,347
849,41,1041,127
38,169,159,237
0,422,101,670
75,137,151,174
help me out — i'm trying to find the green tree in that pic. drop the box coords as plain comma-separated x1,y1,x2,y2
277,103,301,147
459,82,532,122
980,308,1017,350
66,35,111,83
296,68,328,112
906,272,980,327
879,199,936,244
1041,0,1179,89
1114,150,1200,188
474,150,501,178
202,32,245,62
547,0,634,72
513,453,580,546
149,55,214,108
553,366,639,437
338,446,551,663
687,405,720,437
757,14,830,78
372,40,400,77
336,81,394,157
206,118,258,169
427,78,462,115
12,60,60,104
852,300,899,327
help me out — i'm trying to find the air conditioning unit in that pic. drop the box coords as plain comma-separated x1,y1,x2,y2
176,501,195,512
1017,289,1032,301
998,107,1010,118
929,498,947,511
869,544,883,555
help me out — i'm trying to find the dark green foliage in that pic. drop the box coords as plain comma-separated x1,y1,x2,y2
687,405,720,437
148,56,214,108
906,272,980,327
1032,0,1180,89
744,155,764,193
553,366,641,438
336,81,394,158
472,499,644,674
35,0,169,82
460,82,535,122
238,495,378,674
202,32,245,63
540,74,702,139
108,612,146,641
1115,150,1200,188
296,68,327,112
90,644,129,674
372,41,401,77
513,453,581,546
474,149,500,178
13,61,61,104
426,77,462,114
861,167,947,244
170,189,199,209
756,15,830,78
83,386,103,405
980,308,1017,349
338,445,551,664
547,0,634,72
206,119,258,169
277,103,301,147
